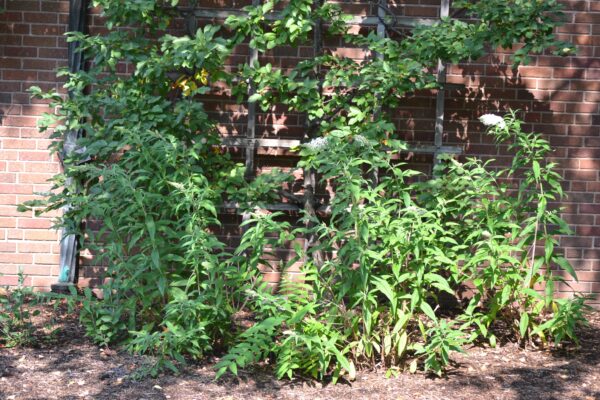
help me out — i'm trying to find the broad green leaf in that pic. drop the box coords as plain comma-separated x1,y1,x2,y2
554,256,578,281
420,302,437,322
532,160,540,180
519,313,529,338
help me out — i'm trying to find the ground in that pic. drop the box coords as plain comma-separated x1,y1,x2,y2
0,306,598,400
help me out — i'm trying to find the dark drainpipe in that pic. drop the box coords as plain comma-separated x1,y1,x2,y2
51,0,88,293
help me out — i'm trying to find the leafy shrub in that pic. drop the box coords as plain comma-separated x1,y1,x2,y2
23,0,590,380
0,274,39,347
0,273,74,347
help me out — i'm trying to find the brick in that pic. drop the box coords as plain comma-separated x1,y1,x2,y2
0,253,33,263
23,230,59,241
568,148,600,158
20,128,51,138
31,276,58,288
3,138,37,149
23,12,58,24
19,151,52,162
2,70,37,82
0,173,17,183
578,159,600,169
18,173,53,184
561,236,594,248
30,25,65,36
41,1,69,12
564,169,597,181
0,127,20,138
0,5,598,303
6,0,40,11
22,35,58,48
18,242,53,253
549,91,583,102
517,66,554,78
0,34,23,46
0,242,17,253
557,23,590,34
570,80,600,91
576,225,600,236
17,218,53,229
34,254,60,265
574,13,600,23
2,116,38,128
556,281,591,293
19,265,53,275
580,203,600,213
0,264,18,275
3,46,37,58
569,125,599,136
0,275,32,287
0,194,16,204
1,23,30,34
553,68,586,79
38,48,68,59
0,11,23,22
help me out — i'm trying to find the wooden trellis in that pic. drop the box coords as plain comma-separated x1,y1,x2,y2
59,0,464,286
193,0,461,174
195,0,462,211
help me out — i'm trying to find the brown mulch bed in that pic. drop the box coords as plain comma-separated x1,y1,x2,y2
0,305,598,400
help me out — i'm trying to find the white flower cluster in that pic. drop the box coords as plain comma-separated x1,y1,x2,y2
353,134,369,147
479,114,506,129
404,206,426,215
305,136,329,151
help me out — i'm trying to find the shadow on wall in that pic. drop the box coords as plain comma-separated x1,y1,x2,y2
444,52,599,300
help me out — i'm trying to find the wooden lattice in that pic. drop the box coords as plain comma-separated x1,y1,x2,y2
59,0,465,284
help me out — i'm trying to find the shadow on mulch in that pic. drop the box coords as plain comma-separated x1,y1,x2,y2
0,308,599,400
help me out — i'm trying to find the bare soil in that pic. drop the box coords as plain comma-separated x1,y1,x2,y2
0,305,598,400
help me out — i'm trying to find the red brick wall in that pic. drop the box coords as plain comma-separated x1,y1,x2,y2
0,0,68,289
446,0,600,307
0,0,599,306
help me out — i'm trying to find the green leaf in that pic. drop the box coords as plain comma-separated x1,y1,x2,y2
424,273,454,295
372,276,396,308
145,216,156,242
420,302,437,322
151,249,160,269
397,331,408,356
554,256,578,281
500,285,511,306
409,359,418,373
532,160,541,180
288,303,313,324
248,93,261,102
519,313,529,338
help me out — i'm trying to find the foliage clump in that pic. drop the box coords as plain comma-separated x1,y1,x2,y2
25,0,590,380
0,273,76,347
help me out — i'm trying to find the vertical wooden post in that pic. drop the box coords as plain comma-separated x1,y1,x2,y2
302,0,324,267
244,0,260,180
241,0,261,260
377,0,386,41
184,0,198,36
368,0,387,186
433,0,450,167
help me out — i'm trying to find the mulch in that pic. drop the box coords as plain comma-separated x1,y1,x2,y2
0,305,598,400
